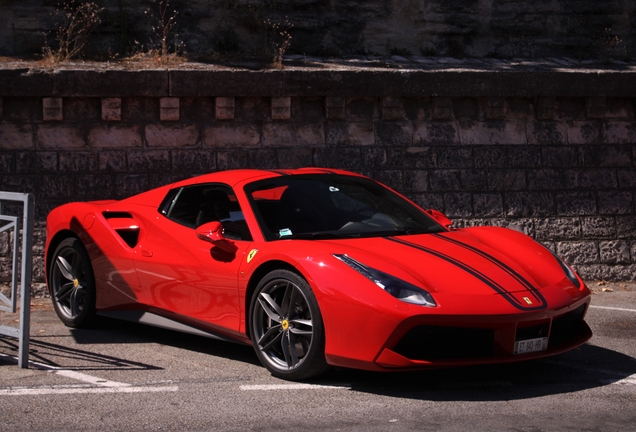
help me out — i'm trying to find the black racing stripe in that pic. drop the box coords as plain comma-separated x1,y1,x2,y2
432,233,547,307
387,237,547,311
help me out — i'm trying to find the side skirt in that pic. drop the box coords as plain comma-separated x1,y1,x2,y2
97,310,247,345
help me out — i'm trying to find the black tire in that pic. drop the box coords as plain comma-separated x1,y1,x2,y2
249,269,328,380
48,237,96,328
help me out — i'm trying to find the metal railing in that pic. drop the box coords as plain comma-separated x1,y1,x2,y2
0,192,34,368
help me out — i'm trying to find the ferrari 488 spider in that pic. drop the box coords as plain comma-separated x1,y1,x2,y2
46,168,592,380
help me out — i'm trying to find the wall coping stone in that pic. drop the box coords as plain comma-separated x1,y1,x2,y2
1,58,636,98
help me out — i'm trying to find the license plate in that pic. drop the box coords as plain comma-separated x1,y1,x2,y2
514,337,548,355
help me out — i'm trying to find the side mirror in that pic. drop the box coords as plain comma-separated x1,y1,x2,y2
425,209,453,228
195,221,238,253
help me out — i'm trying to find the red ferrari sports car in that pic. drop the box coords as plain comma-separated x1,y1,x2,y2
45,168,592,380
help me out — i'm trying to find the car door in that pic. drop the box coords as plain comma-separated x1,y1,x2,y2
133,183,253,333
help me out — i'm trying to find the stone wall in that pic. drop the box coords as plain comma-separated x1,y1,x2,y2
0,61,635,283
1,0,634,60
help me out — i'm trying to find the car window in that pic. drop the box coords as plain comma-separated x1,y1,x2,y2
158,184,252,241
245,174,445,241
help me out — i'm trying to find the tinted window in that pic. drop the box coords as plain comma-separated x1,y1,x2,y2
245,174,444,241
159,184,252,241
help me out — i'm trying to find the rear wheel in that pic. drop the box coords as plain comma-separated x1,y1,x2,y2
249,269,328,380
48,237,96,328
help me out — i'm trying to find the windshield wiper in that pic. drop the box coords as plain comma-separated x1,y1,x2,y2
276,232,348,240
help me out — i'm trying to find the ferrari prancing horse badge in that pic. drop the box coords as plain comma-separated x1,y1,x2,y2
247,249,258,263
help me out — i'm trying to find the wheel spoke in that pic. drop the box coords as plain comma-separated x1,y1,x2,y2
288,330,299,366
55,282,75,301
281,331,293,368
260,328,283,352
281,282,295,316
70,252,81,275
56,256,75,281
69,288,81,317
258,325,281,348
258,293,282,321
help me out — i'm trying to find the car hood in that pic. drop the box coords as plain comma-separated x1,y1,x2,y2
315,227,577,311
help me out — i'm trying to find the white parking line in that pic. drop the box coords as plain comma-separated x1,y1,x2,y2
0,354,178,396
240,383,350,391
589,305,636,313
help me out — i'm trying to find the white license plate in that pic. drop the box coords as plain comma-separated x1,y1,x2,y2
514,337,548,355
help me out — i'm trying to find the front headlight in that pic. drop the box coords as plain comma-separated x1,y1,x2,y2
333,254,436,307
550,251,581,289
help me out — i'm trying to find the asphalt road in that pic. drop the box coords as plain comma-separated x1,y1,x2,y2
1,282,635,432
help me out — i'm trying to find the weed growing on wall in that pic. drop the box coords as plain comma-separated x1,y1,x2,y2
43,1,104,62
145,0,185,61
266,18,293,67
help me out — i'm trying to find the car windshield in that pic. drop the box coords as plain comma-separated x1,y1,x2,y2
245,174,446,241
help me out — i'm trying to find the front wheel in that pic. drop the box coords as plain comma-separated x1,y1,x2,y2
249,269,328,380
48,237,96,328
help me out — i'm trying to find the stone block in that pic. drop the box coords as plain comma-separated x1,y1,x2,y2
37,124,85,149
15,151,56,174
160,97,180,121
262,123,324,147
460,121,526,145
414,122,460,145
326,122,374,146
0,175,38,195
473,193,504,217
114,174,149,199
146,124,200,148
64,98,100,122
39,174,73,199
386,147,435,169
0,97,2,119
248,149,278,170
98,150,127,172
536,97,556,120
325,97,345,120
122,97,159,122
276,148,313,168
541,146,579,167
586,97,606,118
474,146,507,168
204,124,260,147
487,170,526,191
557,241,599,265
102,98,122,121
616,216,636,239
486,97,505,119
412,193,444,212
535,218,581,241
567,121,601,144
556,191,597,216
0,153,14,174
617,169,636,188
527,169,562,190
381,97,404,121
362,148,387,169
217,149,249,170
172,150,216,172
375,121,412,146
581,217,616,238
88,124,142,148
433,97,453,120
505,192,555,217
430,170,461,191
0,123,34,150
599,240,631,264
271,97,291,120
403,170,429,192
563,169,617,190
603,121,636,144
215,97,235,120
508,146,541,168
527,121,567,144
313,147,363,171
74,174,114,199
437,147,473,168
444,193,473,218
60,151,98,173
460,170,487,191
598,191,633,215
127,150,170,172
581,145,632,167
42,97,63,121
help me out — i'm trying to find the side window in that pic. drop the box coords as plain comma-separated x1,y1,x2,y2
158,184,252,241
